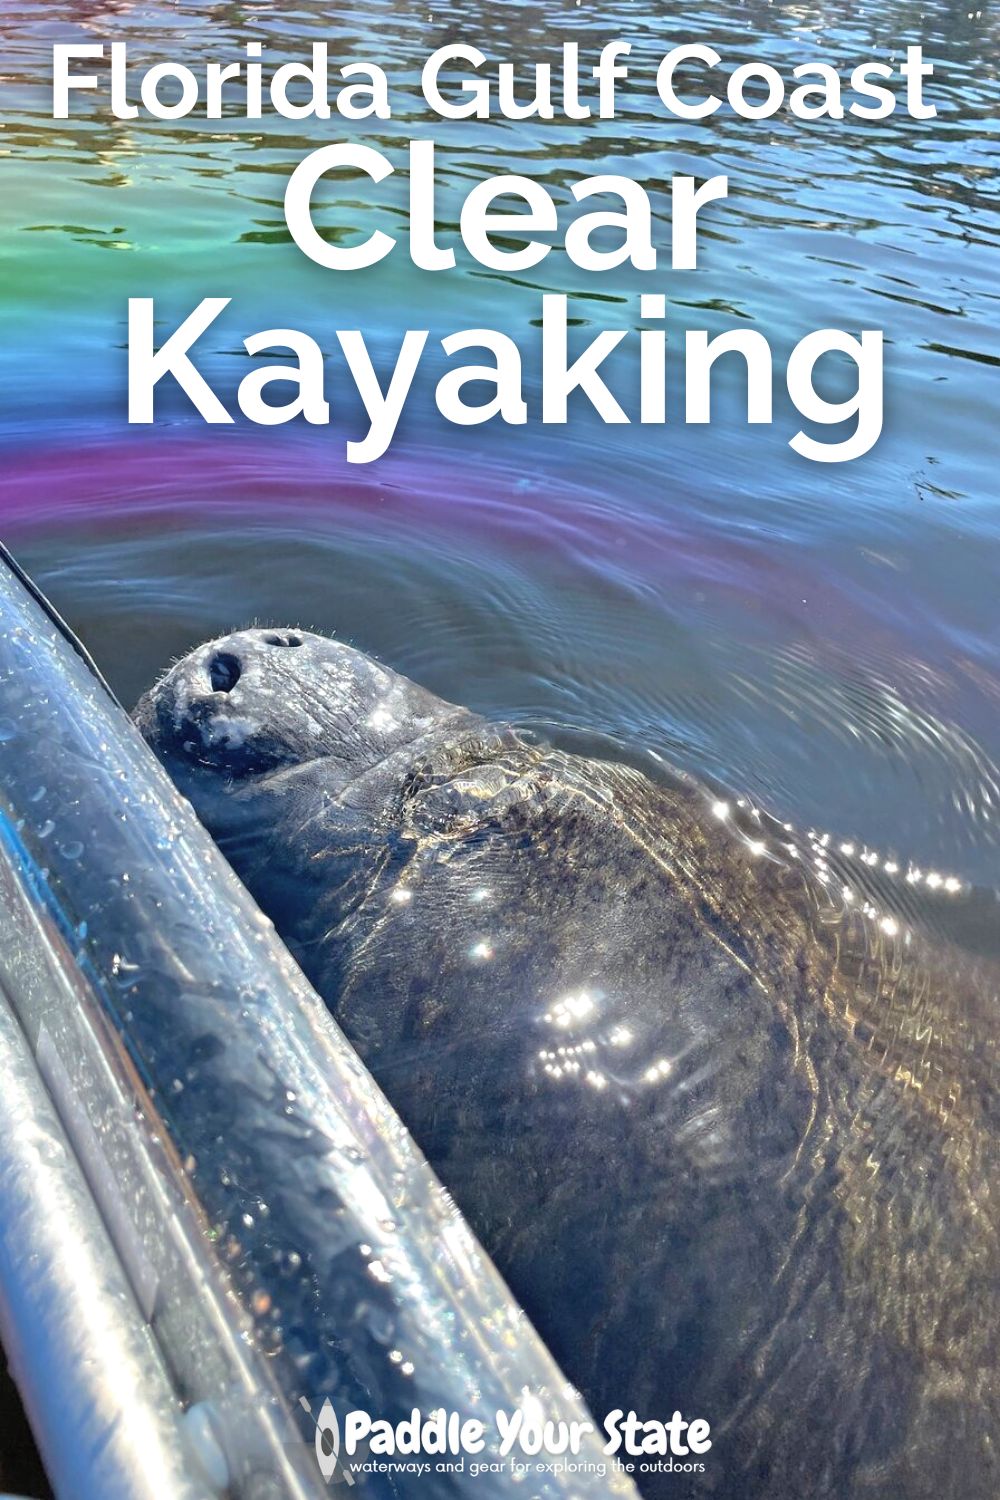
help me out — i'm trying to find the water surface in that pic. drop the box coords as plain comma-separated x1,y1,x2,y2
1,0,998,888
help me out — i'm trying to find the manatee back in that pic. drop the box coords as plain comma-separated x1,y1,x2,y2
209,730,1000,1500
268,737,996,1500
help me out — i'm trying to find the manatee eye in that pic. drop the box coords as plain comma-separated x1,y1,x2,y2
263,633,303,648
209,651,242,693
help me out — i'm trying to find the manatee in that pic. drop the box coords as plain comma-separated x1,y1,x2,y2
135,628,999,1500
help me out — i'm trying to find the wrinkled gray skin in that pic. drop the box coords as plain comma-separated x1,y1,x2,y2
135,629,999,1500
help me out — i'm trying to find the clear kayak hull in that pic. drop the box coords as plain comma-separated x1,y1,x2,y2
0,553,632,1500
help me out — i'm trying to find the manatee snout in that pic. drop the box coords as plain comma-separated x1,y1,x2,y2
135,627,472,800
188,631,308,736
133,628,314,778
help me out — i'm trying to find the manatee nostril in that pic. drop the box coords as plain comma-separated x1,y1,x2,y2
208,651,242,693
263,632,303,648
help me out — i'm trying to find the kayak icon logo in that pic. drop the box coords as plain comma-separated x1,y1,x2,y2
299,1396,353,1486
315,1399,340,1482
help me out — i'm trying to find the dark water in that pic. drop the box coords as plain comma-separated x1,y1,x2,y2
1,0,998,898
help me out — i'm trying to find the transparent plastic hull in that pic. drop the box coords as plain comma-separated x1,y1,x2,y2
0,555,633,1500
